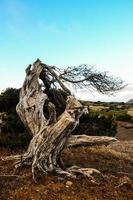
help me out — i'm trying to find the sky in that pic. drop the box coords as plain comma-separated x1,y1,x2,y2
0,0,133,102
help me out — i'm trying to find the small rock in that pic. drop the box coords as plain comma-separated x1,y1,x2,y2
66,181,73,187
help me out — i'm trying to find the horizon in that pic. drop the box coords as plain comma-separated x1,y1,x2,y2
0,0,133,102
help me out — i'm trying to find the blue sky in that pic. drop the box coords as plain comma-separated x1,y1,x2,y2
0,0,133,101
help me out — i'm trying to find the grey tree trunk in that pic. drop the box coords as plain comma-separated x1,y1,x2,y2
2,59,117,181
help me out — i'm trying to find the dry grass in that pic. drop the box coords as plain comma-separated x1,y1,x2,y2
0,141,133,200
127,110,133,117
116,122,133,141
110,141,133,160
0,121,133,200
89,105,109,111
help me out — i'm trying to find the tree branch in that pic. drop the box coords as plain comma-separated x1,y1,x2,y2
58,65,125,94
67,135,117,147
41,63,71,94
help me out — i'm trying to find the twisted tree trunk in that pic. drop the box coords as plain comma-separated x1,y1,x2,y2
2,59,117,181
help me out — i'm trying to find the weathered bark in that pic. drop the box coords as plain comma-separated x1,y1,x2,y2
68,135,117,147
2,59,117,181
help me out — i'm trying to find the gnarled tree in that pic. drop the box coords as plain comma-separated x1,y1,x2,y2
2,59,124,181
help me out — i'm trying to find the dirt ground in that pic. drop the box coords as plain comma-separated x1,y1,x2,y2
0,122,133,200
116,121,133,140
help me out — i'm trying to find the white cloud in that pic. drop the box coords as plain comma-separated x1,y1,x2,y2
73,84,133,102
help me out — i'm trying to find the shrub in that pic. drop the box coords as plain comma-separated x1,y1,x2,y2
0,132,31,149
115,112,132,122
98,108,133,123
72,111,117,137
3,113,25,134
0,88,20,113
0,88,25,134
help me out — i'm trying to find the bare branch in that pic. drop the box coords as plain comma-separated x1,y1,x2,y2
58,65,125,94
41,63,71,94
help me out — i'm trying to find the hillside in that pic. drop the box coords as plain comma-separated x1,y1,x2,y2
127,99,133,104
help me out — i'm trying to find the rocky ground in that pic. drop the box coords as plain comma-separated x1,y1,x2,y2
0,122,133,200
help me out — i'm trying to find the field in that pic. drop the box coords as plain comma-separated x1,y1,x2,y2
0,121,133,200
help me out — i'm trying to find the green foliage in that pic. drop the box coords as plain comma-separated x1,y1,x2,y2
0,88,25,135
0,132,31,148
73,110,117,137
103,108,133,122
0,88,19,113
115,111,132,122
3,113,25,133
0,88,29,148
